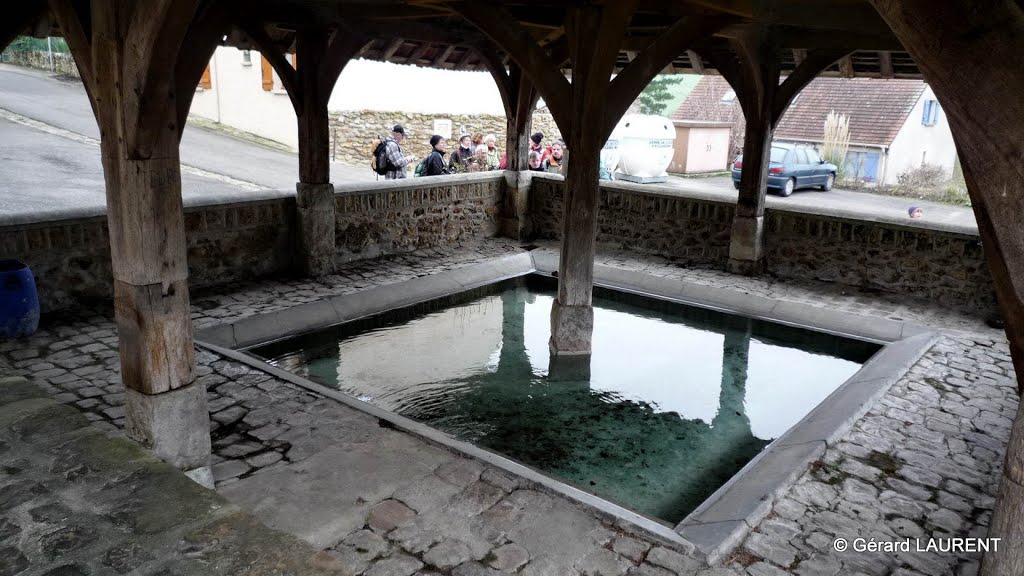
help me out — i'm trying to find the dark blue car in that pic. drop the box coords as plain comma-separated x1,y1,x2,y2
731,143,838,197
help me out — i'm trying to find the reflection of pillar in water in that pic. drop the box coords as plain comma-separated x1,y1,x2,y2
712,319,753,438
547,353,591,382
498,286,532,372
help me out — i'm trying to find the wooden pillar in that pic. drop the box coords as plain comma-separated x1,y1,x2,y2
460,1,730,355
242,22,366,277
505,63,538,172
295,27,335,277
864,2,1024,574
50,0,212,478
711,38,847,275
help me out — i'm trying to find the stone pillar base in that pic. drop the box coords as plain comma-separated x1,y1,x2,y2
549,300,594,356
125,383,211,471
296,182,336,277
727,215,765,276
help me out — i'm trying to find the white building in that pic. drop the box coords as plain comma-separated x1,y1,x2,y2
189,46,507,149
673,76,957,185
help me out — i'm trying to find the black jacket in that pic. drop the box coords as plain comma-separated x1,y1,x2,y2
450,146,474,172
423,149,449,176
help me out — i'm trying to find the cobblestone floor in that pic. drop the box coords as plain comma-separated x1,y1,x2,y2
0,238,1017,576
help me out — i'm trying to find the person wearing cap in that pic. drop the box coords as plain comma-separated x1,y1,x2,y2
383,124,412,179
422,135,450,177
450,134,475,173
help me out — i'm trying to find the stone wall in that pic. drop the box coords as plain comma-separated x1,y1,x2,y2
529,174,994,310
530,174,735,266
764,210,993,309
329,110,562,168
3,50,80,78
2,175,507,312
334,172,504,262
1,195,293,313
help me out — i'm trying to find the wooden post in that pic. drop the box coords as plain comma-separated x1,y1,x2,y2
865,2,1024,574
50,0,212,478
712,37,847,275
243,22,366,277
295,27,335,276
726,33,779,276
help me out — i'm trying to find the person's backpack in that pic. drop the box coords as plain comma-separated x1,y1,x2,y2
414,157,428,177
370,138,391,176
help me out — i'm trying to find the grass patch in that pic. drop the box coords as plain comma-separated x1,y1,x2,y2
809,458,848,485
865,450,900,477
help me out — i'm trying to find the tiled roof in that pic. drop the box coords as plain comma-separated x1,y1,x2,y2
672,76,926,147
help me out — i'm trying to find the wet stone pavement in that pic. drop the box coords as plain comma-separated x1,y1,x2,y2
0,238,1018,576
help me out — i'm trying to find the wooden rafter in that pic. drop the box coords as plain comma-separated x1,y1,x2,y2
878,50,893,78
686,49,705,73
382,37,405,60
432,44,455,66
773,48,849,123
605,14,737,139
456,0,570,125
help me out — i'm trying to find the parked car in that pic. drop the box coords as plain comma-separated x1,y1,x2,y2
731,143,838,197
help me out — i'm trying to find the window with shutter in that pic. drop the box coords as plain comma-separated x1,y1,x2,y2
199,64,212,90
261,55,273,91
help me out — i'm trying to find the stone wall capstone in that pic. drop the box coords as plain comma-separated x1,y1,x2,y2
329,110,562,168
529,173,995,311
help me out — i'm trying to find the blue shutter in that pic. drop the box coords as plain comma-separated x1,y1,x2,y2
922,101,932,125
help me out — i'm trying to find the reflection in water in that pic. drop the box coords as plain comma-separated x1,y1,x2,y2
258,280,876,524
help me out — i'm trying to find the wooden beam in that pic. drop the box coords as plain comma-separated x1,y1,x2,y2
792,48,807,66
476,45,513,115
122,0,203,158
456,0,570,127
1,0,46,55
174,3,230,139
878,50,893,78
773,48,849,124
605,14,737,140
406,41,432,64
381,37,404,60
866,3,1024,575
48,0,97,113
455,46,476,68
686,49,705,73
432,44,455,66
234,17,303,115
319,24,371,96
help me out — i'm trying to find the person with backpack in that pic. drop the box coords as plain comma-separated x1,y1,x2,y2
419,135,450,177
374,125,412,179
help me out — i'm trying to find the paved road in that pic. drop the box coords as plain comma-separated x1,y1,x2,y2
0,64,373,222
0,63,976,231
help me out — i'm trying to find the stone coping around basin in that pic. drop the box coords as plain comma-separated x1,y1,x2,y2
193,248,942,565
530,248,931,343
194,251,537,350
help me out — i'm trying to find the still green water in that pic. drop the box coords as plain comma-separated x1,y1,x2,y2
254,277,878,524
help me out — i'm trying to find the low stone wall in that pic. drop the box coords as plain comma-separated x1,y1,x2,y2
764,210,992,309
529,173,994,310
2,175,507,312
530,174,735,266
3,50,80,78
1,194,294,313
329,110,562,168
334,172,504,262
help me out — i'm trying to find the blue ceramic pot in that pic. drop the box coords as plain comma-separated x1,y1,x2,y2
0,259,40,338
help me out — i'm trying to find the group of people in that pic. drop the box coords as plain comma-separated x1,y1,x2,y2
377,125,569,180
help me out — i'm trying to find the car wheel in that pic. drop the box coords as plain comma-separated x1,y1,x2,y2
780,178,795,197
733,181,740,190
822,173,835,191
